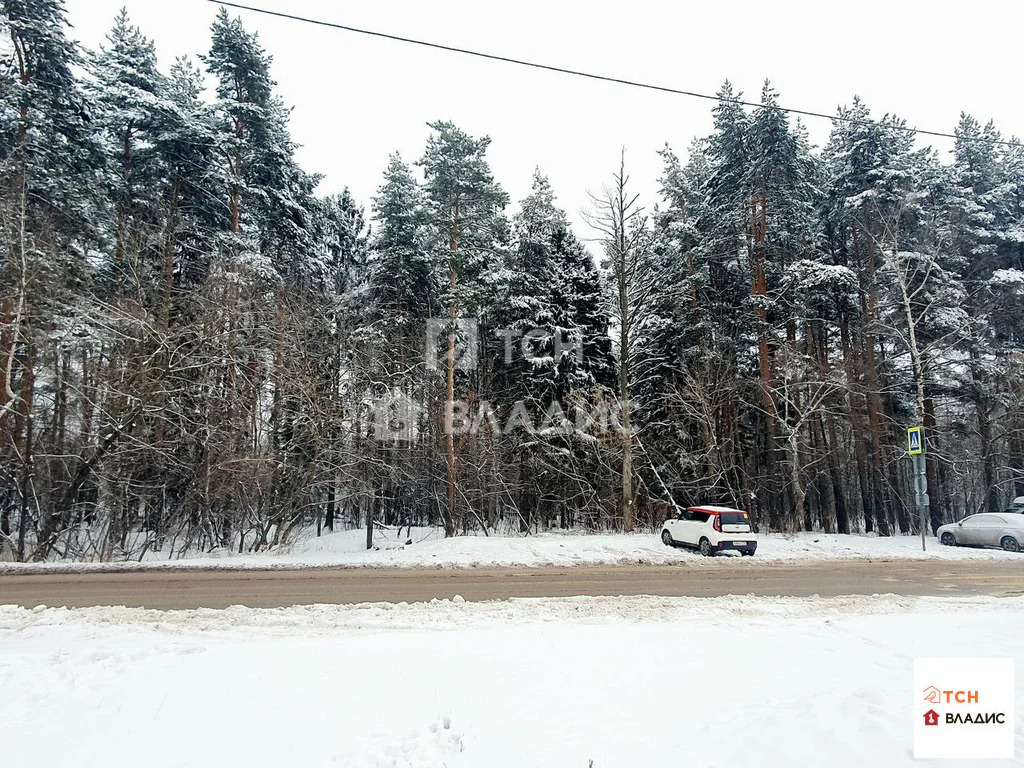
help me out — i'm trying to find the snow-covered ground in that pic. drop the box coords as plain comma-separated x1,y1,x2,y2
1,594,1020,767
2,526,1021,572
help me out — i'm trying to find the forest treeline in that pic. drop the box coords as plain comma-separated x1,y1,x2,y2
1,1,1022,561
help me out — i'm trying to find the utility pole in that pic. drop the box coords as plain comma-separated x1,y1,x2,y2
908,426,927,551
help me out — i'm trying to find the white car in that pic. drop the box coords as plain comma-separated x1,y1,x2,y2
661,505,757,557
937,513,1023,552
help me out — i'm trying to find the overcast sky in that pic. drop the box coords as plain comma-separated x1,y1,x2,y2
64,0,1023,235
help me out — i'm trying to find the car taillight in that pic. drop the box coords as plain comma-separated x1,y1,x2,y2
713,515,721,532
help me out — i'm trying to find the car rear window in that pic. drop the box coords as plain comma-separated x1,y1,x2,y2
719,513,749,525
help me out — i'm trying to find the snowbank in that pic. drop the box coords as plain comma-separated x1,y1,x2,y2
2,526,1020,573
1,595,1021,767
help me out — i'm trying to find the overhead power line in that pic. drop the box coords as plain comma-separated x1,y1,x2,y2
207,0,1017,148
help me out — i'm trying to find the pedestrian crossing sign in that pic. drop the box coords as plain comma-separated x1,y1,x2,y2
907,426,924,456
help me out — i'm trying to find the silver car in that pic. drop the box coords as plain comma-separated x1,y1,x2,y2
937,514,1024,552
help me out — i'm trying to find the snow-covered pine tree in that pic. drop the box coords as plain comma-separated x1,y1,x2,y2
202,9,324,548
498,171,614,530
864,143,968,533
88,8,170,299
822,98,918,535
743,83,824,531
943,116,1024,511
369,153,433,350
155,56,226,313
990,139,1024,498
418,121,508,537
205,7,282,275
647,142,729,510
1,0,104,560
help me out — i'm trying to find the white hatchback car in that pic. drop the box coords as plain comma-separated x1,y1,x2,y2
661,505,757,557
937,513,1023,552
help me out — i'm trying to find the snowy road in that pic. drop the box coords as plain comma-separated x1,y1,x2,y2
2,559,1022,608
1,594,1021,767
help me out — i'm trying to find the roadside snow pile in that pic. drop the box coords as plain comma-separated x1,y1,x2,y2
1,595,1021,767
0,594,1019,634
2,527,1019,573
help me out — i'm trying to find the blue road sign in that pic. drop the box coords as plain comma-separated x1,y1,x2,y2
907,426,924,456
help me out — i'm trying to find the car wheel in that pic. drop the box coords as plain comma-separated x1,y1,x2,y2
741,549,755,557
940,532,956,547
1001,536,1020,553
661,530,674,547
699,538,714,557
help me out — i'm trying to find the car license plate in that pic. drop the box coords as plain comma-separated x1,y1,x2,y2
733,541,747,546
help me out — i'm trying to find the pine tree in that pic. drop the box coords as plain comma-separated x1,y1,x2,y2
369,153,433,338
204,7,283,275
822,99,917,535
942,117,1024,511
418,121,508,537
991,138,1024,497
504,170,569,400
743,83,823,530
1,0,103,559
498,171,614,530
89,9,170,297
155,56,226,310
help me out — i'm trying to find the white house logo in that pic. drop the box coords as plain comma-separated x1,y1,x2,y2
914,659,1014,759
369,389,425,443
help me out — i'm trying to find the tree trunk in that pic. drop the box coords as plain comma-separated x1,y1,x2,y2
840,314,871,532
366,486,376,550
15,343,34,561
325,483,335,533
923,396,944,532
617,210,635,533
789,432,805,533
966,325,999,514
444,264,458,538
